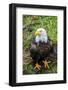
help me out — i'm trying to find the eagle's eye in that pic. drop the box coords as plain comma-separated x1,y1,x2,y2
39,30,42,32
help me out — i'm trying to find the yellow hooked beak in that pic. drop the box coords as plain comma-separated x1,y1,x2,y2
35,31,40,36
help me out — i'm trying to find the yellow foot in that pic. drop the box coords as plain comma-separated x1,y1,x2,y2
42,60,51,69
34,63,41,71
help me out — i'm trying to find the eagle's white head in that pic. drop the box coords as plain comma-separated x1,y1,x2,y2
35,28,48,43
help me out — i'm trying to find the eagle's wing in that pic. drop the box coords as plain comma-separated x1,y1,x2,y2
30,37,38,56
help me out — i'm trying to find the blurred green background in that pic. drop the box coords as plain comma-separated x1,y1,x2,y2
23,15,57,75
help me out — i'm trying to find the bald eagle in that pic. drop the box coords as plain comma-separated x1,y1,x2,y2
30,28,57,71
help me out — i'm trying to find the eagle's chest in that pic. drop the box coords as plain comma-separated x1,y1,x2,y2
38,42,51,55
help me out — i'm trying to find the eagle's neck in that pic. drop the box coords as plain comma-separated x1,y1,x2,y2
35,35,48,43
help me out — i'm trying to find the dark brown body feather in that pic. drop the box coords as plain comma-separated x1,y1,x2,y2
30,39,55,65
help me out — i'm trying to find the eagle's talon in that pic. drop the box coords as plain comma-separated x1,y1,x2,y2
34,63,41,71
42,60,51,69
